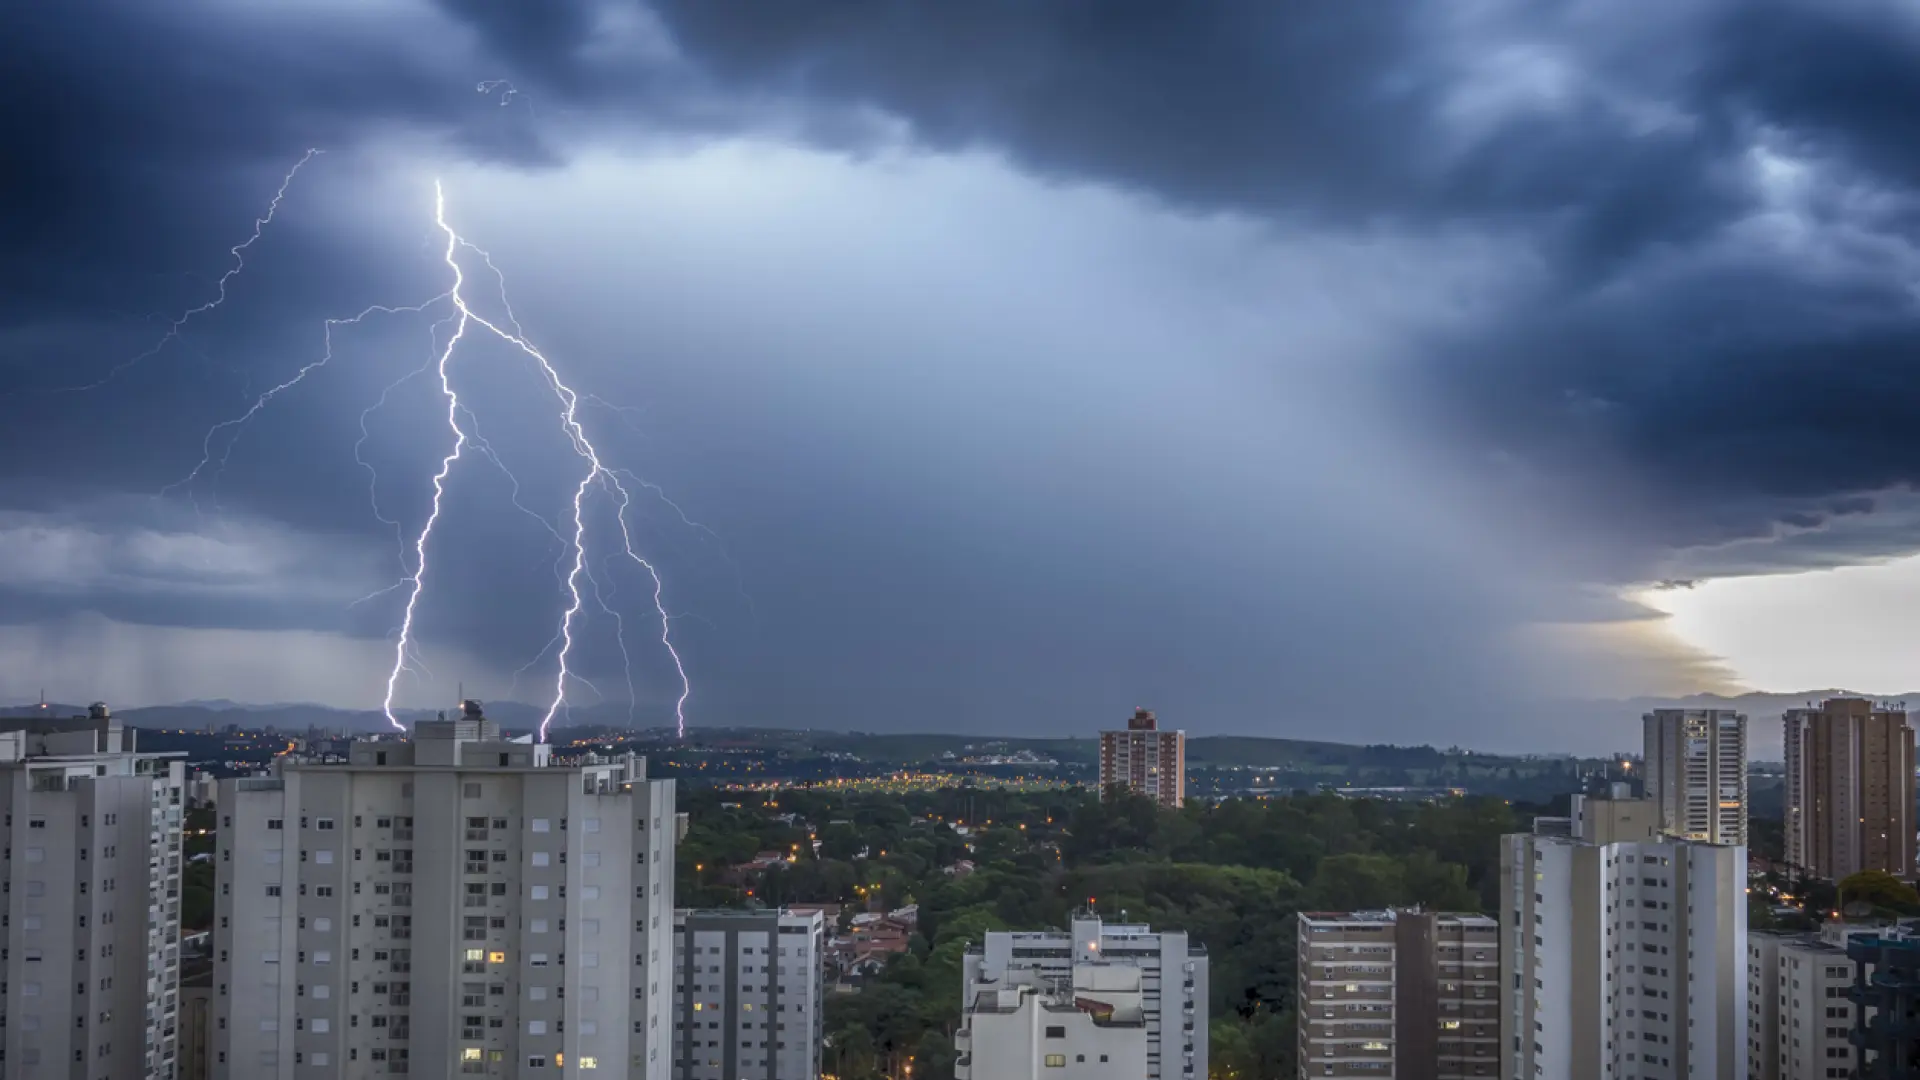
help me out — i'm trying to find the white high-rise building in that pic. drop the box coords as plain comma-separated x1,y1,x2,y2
671,908,824,1080
1642,708,1748,845
0,706,187,1079
1500,791,1746,1080
212,707,676,1079
1746,923,1871,1080
957,916,1206,1080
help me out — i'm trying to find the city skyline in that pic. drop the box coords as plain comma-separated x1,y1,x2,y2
10,3,1920,751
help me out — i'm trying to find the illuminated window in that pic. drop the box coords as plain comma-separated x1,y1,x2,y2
465,949,484,963
693,1003,702,1012
488,952,506,964
1044,1055,1066,1068
1442,1020,1462,1030
579,1058,598,1070
462,1049,483,1062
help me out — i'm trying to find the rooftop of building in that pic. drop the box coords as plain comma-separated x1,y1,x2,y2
0,703,185,763
676,906,826,925
1299,909,1497,927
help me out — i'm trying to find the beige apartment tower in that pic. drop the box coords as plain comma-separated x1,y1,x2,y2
1783,697,1916,879
212,706,677,1080
1642,708,1747,845
1098,709,1186,808
0,707,187,1080
1295,910,1499,1079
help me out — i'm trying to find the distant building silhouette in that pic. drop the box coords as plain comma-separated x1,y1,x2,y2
1098,708,1185,808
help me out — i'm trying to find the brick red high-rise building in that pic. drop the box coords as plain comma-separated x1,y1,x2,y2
1098,707,1186,808
1784,696,1916,880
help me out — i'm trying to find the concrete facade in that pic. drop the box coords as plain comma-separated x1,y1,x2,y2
1783,698,1916,880
1643,709,1748,846
957,964,1150,1080
181,976,213,1080
671,908,824,1080
1501,794,1747,1080
1748,924,1868,1080
212,710,676,1079
1295,909,1499,1079
0,710,186,1079
960,916,1205,1080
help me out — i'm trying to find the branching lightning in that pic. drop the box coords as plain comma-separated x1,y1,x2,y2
164,298,447,502
110,150,701,742
59,149,323,395
370,182,693,740
415,183,694,740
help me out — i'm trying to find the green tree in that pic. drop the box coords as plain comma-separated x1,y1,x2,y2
1839,869,1920,913
1307,853,1405,910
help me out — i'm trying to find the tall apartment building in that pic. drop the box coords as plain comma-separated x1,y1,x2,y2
212,706,677,1079
1845,929,1920,1079
1747,923,1871,1080
1098,709,1186,808
1643,708,1748,845
1295,909,1499,1079
1784,697,1916,879
0,706,186,1079
957,915,1206,1080
671,908,824,1080
1500,791,1747,1080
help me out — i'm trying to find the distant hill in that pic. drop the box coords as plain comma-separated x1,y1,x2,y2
4,687,1907,757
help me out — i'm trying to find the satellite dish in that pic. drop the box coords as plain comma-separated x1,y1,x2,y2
1843,901,1874,919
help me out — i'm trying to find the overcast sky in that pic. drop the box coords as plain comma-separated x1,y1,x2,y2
6,0,1920,749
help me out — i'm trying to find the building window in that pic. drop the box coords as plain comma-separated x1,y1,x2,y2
1045,1026,1065,1039
1045,1055,1066,1068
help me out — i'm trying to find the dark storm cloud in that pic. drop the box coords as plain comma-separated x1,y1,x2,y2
9,0,1920,738
647,0,1920,576
648,0,1733,258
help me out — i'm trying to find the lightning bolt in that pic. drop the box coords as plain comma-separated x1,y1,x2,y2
57,149,323,395
377,181,694,740
163,298,448,502
381,186,474,731
94,152,701,741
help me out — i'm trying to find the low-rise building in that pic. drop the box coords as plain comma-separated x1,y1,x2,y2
673,907,825,1080
958,915,1205,1080
958,965,1150,1080
1845,929,1920,1079
1295,909,1499,1078
1748,923,1871,1080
